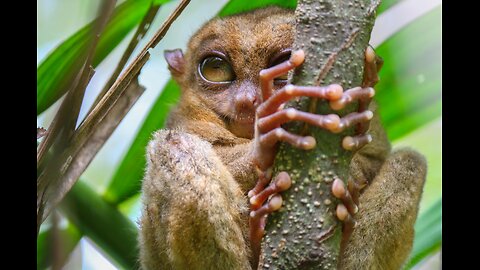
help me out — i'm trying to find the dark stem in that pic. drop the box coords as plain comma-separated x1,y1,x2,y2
258,0,380,269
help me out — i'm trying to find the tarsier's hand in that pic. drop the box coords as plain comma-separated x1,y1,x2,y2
248,47,382,265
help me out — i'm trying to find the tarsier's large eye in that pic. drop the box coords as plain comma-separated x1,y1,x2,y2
269,50,292,82
199,56,235,83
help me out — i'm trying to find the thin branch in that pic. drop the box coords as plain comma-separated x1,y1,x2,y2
80,0,190,134
36,0,116,166
89,3,161,114
143,0,191,50
260,0,380,268
63,0,117,137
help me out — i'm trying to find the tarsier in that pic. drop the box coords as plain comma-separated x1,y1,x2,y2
139,7,427,270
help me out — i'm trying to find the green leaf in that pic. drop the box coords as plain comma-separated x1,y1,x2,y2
218,0,296,16
404,198,442,269
37,0,167,115
104,80,180,204
60,180,139,269
375,6,441,141
377,0,404,14
37,222,82,270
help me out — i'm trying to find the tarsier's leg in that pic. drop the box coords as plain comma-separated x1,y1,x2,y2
249,49,374,267
339,149,427,270
139,130,251,270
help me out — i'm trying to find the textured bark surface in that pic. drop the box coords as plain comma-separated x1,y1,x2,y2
259,0,380,269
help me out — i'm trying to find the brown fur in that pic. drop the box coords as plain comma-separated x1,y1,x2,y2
139,6,426,270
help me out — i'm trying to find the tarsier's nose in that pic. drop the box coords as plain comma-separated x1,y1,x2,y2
235,85,259,113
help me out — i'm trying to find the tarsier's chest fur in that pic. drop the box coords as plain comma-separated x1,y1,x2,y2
138,6,427,270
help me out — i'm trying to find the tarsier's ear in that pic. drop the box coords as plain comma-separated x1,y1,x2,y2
164,49,185,77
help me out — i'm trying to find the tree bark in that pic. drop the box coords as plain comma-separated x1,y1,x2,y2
259,0,380,269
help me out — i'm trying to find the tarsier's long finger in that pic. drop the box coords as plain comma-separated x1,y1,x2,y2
257,108,340,133
249,214,266,269
336,203,356,251
331,110,374,134
250,194,283,220
335,179,358,250
249,195,284,261
362,46,384,88
259,50,305,101
257,84,343,117
342,134,372,151
347,179,367,206
248,168,273,198
253,127,315,170
332,178,358,215
250,172,292,209
329,87,375,111
260,127,316,150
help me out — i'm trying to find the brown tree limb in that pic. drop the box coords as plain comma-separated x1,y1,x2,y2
88,3,161,114
259,0,381,269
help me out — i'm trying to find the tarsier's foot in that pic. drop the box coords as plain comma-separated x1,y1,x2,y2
332,178,365,252
363,46,384,88
249,48,378,266
249,171,292,267
331,46,383,251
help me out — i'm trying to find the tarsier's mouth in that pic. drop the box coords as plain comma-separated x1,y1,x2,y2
235,116,255,125
222,113,256,139
221,112,255,125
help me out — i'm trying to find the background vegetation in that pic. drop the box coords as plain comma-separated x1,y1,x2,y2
37,0,441,269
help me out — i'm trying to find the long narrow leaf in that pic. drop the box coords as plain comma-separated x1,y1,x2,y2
377,0,405,14
37,222,82,270
218,0,295,16
404,198,442,269
60,180,139,270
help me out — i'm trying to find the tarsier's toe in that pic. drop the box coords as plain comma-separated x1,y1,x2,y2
332,178,358,215
250,171,292,209
332,178,359,248
331,110,373,134
330,87,375,111
363,46,384,87
248,167,273,198
342,134,372,151
337,203,356,247
365,46,376,64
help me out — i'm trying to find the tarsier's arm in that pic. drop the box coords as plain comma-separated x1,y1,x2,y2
139,130,252,270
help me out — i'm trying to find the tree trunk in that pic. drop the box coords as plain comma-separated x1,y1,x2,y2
258,0,380,269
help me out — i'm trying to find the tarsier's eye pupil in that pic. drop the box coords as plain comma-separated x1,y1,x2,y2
200,56,235,82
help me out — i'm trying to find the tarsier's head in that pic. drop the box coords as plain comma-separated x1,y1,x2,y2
165,7,294,139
